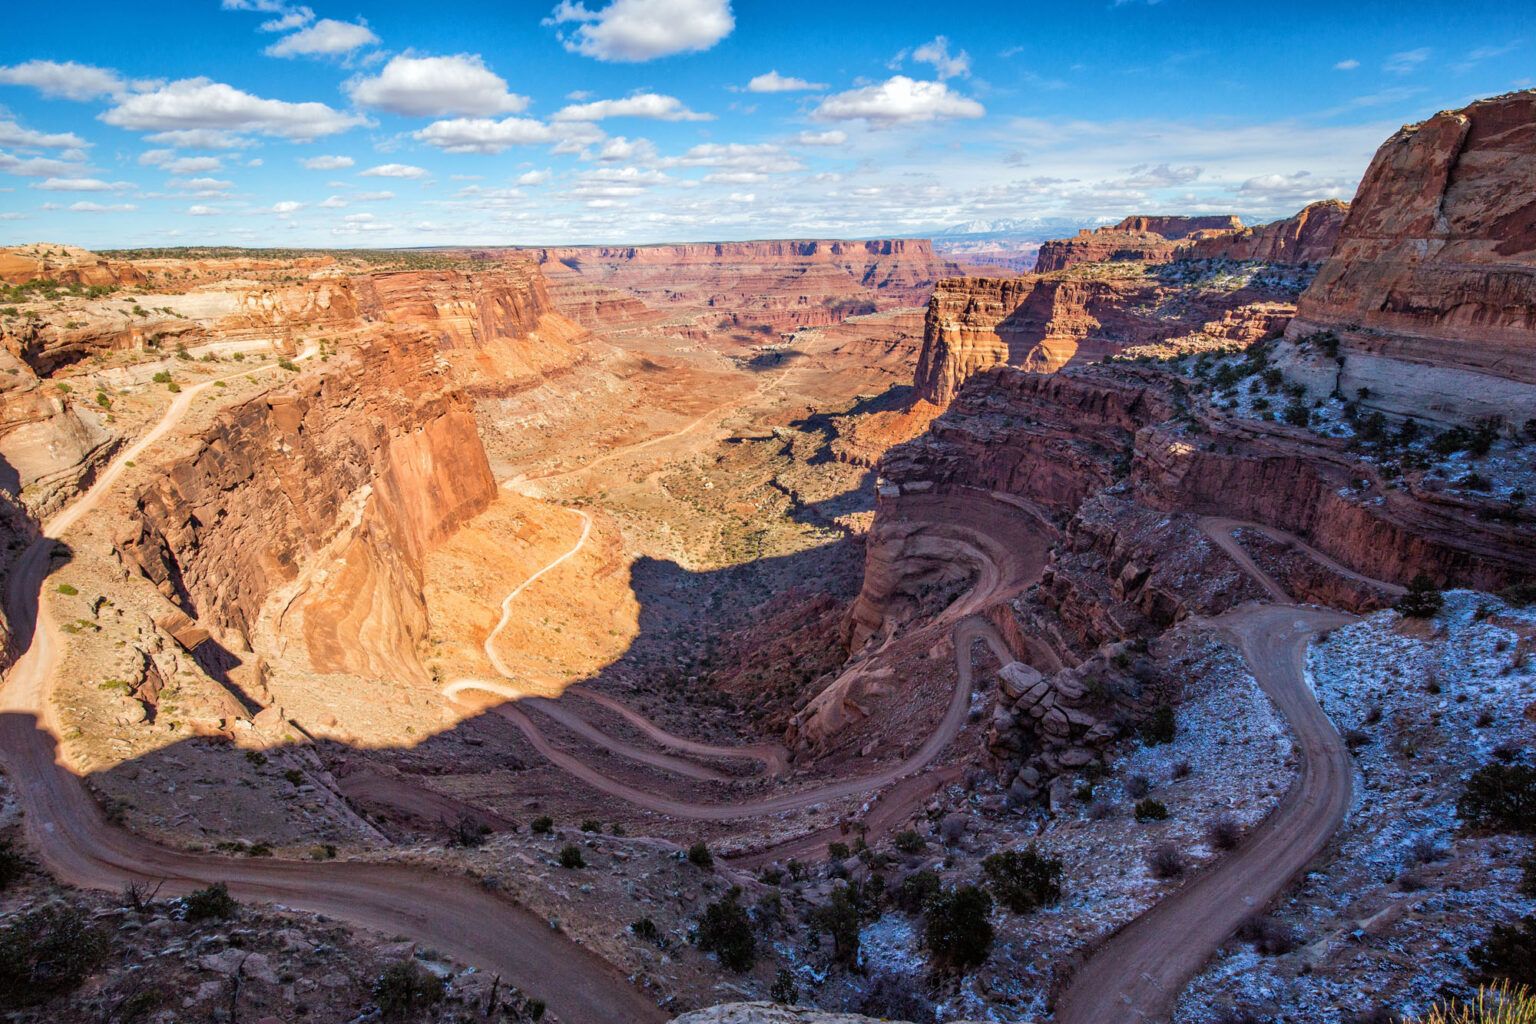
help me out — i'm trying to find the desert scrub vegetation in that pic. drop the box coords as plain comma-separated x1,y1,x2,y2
1471,917,1536,989
1406,982,1536,1024
373,959,444,1018
181,881,238,922
923,885,994,972
694,887,756,971
1458,758,1536,833
981,845,1063,914
0,904,109,1009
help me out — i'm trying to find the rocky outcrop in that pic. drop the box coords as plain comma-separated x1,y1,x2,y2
1181,201,1348,264
0,242,146,287
912,271,1295,406
670,1005,985,1024
528,239,959,329
118,332,496,684
1276,90,1536,427
1034,216,1243,273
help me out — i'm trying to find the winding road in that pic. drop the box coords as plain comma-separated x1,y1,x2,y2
1052,520,1365,1024
0,357,667,1024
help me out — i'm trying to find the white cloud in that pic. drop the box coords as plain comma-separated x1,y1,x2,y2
1236,170,1352,206
0,60,125,100
1334,58,1360,71
0,121,88,150
413,116,556,153
188,204,221,216
360,162,429,178
354,190,394,201
553,93,711,121
170,176,234,194
319,195,348,208
746,70,826,93
518,169,552,185
267,19,379,58
813,76,984,124
670,142,803,173
0,152,85,177
34,177,131,192
591,136,656,162
345,54,527,116
301,154,354,170
102,77,364,140
165,155,224,174
259,7,314,32
144,129,254,149
545,0,734,62
272,200,304,213
67,201,136,212
792,129,847,147
911,36,971,80
344,212,375,222
1383,48,1430,74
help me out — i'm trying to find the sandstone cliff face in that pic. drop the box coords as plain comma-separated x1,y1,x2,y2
1034,216,1243,273
912,270,1294,406
528,239,958,328
1277,90,1536,427
1182,200,1348,264
119,332,496,685
0,242,146,287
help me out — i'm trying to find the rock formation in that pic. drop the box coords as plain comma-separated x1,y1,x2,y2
119,331,496,685
1034,215,1243,273
1181,200,1348,264
911,267,1296,406
1275,89,1536,427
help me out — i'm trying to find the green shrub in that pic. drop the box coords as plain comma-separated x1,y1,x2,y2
526,997,546,1020
0,839,24,891
182,881,238,921
530,815,554,834
1469,917,1536,988
630,917,659,943
0,905,109,1008
828,841,850,860
151,371,172,384
55,583,78,596
687,840,713,867
893,829,926,853
372,960,443,1018
1134,799,1170,822
1458,762,1536,833
580,819,600,832
1398,574,1445,618
1520,853,1536,898
558,844,585,869
695,887,755,971
1140,704,1176,746
809,882,873,966
982,845,1063,914
923,885,994,972
770,967,798,1004
894,869,941,914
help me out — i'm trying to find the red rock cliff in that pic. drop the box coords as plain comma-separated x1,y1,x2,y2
1181,201,1348,264
119,332,497,685
1034,216,1243,273
1279,90,1536,427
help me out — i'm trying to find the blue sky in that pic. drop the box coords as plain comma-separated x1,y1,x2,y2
0,0,1530,247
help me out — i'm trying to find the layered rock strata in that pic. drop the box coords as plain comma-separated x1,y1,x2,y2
1034,215,1243,273
1181,200,1348,264
1275,90,1536,427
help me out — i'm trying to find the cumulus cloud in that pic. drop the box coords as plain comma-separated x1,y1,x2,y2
67,201,136,212
0,121,88,150
413,116,556,153
813,76,984,124
360,162,429,178
670,142,803,173
911,36,971,79
1236,170,1352,206
345,54,527,117
102,77,364,140
319,195,348,208
0,152,86,177
545,0,734,62
518,169,552,185
272,200,304,213
553,93,711,121
188,204,221,216
792,129,847,147
33,177,131,192
145,129,254,149
302,154,354,170
745,71,826,93
266,18,379,58
1111,162,1202,188
591,136,656,162
1334,58,1360,70
0,60,126,100
143,154,224,174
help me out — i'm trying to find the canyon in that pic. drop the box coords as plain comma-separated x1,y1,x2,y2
1,88,1534,1024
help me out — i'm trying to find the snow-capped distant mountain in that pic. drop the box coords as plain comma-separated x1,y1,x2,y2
936,217,1099,238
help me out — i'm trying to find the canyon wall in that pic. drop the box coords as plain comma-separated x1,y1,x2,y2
911,269,1295,406
119,331,496,685
526,239,959,329
1181,200,1348,264
1034,215,1242,273
1276,89,1536,427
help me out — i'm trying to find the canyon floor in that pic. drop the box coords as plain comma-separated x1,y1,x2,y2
2,156,1535,1024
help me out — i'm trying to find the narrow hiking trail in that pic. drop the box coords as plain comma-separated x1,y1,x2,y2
1053,517,1374,1024
0,353,666,1024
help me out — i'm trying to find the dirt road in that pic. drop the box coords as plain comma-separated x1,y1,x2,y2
0,358,665,1024
1053,520,1363,1024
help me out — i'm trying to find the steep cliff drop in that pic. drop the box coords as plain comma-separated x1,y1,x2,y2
1275,89,1536,427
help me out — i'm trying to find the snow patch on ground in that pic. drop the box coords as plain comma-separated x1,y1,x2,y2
1176,591,1536,1023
